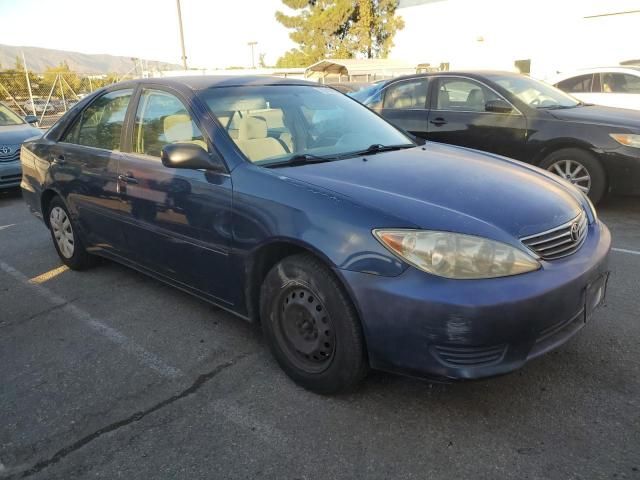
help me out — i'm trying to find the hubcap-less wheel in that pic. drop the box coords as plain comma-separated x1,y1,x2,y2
547,159,592,194
276,286,335,373
49,206,75,258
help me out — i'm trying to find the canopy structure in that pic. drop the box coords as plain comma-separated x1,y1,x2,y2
304,59,417,83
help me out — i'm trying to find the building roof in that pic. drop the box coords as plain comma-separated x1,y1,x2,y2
305,59,416,77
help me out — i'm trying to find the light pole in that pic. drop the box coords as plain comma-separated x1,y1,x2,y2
176,0,188,70
247,41,258,69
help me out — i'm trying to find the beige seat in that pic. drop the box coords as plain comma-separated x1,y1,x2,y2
163,114,207,150
234,116,287,162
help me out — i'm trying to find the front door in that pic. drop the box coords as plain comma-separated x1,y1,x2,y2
426,76,527,159
118,87,233,304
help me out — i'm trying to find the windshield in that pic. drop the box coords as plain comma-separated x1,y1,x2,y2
0,103,25,126
489,75,581,109
199,85,412,165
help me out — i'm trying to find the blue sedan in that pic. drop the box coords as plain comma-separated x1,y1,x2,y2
20,76,611,394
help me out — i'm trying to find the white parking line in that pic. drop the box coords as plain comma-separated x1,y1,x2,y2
612,247,640,256
0,260,183,379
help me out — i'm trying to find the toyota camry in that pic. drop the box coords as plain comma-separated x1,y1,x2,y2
20,76,611,394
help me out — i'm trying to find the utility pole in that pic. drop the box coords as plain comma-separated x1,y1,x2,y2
247,41,258,69
176,0,188,70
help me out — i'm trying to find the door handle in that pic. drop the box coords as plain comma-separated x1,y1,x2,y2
118,174,139,185
429,118,447,126
52,154,66,165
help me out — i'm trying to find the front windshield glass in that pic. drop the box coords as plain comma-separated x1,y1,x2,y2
0,103,25,126
200,85,412,165
489,75,581,109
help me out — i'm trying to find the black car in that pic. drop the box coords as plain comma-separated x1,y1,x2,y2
351,71,640,203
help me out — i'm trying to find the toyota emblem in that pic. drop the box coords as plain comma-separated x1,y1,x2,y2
570,222,580,242
0,145,11,156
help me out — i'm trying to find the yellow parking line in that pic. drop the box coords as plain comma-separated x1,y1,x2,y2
29,265,69,284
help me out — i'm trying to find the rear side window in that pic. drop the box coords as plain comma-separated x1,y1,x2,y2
63,89,133,151
382,79,429,109
601,73,640,94
133,89,207,158
557,74,593,93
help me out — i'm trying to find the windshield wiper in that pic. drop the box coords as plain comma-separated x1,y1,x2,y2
536,104,575,110
334,143,415,159
263,153,334,169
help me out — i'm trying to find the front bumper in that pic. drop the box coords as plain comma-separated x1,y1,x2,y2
0,160,21,189
338,221,611,380
602,146,640,195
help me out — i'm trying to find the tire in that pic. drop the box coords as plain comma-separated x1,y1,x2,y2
47,196,96,270
539,148,606,204
260,253,368,394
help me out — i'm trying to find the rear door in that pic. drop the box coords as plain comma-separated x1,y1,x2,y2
54,88,134,254
378,77,430,140
117,86,233,303
425,76,527,159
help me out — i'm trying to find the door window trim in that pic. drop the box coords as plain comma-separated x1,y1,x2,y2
430,75,523,116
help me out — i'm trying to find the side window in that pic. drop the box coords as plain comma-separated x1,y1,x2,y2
63,89,133,150
383,79,429,109
557,74,593,93
133,89,207,158
435,78,501,112
602,73,640,94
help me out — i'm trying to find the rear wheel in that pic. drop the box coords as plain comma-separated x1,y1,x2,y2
47,197,96,270
539,148,606,204
260,254,368,394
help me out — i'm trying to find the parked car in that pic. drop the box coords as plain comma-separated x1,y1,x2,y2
22,98,56,115
351,71,640,203
21,76,610,393
0,102,41,190
551,67,640,110
327,82,372,95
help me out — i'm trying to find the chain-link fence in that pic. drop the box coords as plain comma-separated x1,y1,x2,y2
0,70,139,129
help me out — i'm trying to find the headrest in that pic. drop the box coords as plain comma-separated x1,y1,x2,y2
239,117,268,141
164,114,194,142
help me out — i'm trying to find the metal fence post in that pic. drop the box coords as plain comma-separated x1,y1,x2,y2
22,52,37,118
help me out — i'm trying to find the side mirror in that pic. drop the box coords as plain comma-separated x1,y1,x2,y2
161,143,225,172
485,99,513,114
24,115,38,124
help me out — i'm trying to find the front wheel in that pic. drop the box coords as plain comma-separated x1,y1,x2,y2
260,254,368,394
47,196,96,270
539,148,606,204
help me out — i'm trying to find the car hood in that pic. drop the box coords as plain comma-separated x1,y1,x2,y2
0,124,42,144
277,143,582,244
547,104,640,130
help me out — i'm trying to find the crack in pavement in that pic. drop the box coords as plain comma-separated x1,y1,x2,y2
13,353,251,479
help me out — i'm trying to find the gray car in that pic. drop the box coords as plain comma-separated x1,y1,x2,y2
0,103,41,190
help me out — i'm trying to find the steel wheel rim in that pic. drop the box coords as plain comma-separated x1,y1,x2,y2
275,286,335,373
547,159,592,194
49,206,75,259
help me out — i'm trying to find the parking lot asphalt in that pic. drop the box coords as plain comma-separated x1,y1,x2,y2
0,188,638,480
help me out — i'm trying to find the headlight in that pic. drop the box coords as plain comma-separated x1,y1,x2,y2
373,229,540,279
610,133,640,148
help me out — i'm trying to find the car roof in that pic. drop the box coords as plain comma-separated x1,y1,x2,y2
113,75,320,91
550,67,640,82
377,70,525,84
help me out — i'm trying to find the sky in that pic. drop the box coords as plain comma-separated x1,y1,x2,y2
0,0,296,68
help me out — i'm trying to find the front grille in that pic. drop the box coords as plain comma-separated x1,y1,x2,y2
0,145,20,163
431,344,507,368
520,211,588,260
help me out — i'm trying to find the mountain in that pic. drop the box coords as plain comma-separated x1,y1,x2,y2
0,44,181,74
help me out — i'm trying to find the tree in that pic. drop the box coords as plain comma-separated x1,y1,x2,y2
275,0,404,67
